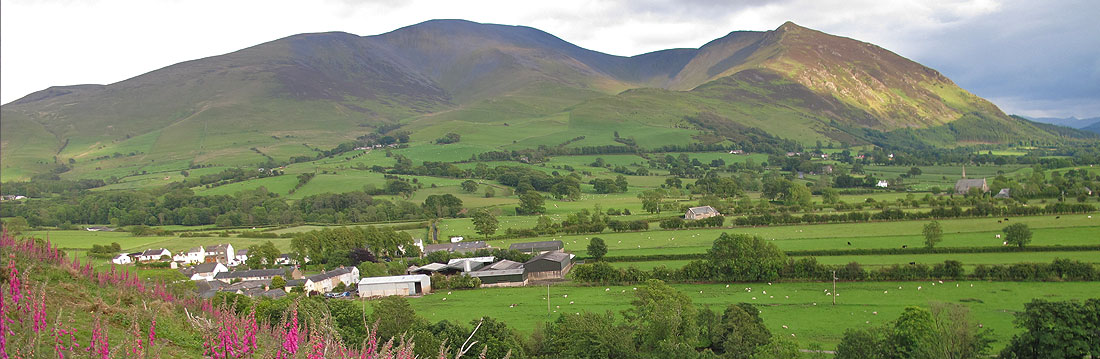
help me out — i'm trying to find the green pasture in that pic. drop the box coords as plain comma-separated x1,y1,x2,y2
405,281,1100,351
486,214,1099,258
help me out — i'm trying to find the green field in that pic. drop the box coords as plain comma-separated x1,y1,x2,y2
406,281,1100,351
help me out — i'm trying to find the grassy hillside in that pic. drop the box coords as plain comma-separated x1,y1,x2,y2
2,20,1088,181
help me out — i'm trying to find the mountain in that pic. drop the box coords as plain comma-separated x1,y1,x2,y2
1023,116,1100,129
0,20,1081,181
1085,122,1100,135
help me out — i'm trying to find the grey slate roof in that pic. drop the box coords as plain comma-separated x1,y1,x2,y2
423,241,488,253
190,262,222,274
214,268,285,280
687,206,719,215
141,248,168,256
955,178,988,193
308,267,353,282
509,240,563,252
525,251,571,265
285,279,305,287
482,259,524,271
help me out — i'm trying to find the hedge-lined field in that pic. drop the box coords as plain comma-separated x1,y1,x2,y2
405,281,1100,351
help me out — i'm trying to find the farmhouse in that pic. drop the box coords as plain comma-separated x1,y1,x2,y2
684,206,720,220
204,244,235,265
233,249,250,265
994,188,1011,199
174,246,205,264
524,251,573,280
423,241,488,254
955,179,989,195
214,268,286,283
876,180,889,188
138,248,171,262
468,259,527,287
509,240,564,254
111,253,132,265
185,262,228,281
357,275,431,298
305,267,360,294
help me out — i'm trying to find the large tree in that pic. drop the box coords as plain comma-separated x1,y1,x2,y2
244,241,281,269
638,190,665,214
587,237,608,261
1003,223,1033,248
622,279,698,355
422,194,463,218
923,220,943,249
704,233,787,282
471,209,498,238
1000,298,1100,359
517,192,545,215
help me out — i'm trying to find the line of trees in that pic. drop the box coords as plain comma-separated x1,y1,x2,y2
571,233,1099,284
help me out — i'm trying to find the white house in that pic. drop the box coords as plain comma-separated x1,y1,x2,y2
233,249,250,265
138,248,172,262
304,267,360,294
876,180,889,188
173,246,206,265
111,253,132,265
188,262,228,281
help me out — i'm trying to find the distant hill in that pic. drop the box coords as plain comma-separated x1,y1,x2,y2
0,20,1086,181
1022,116,1100,129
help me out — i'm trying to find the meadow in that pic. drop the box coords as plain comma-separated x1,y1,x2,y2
405,281,1100,351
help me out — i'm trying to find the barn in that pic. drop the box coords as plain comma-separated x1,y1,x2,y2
509,240,564,254
524,251,573,280
468,260,527,287
357,275,431,298
684,206,720,220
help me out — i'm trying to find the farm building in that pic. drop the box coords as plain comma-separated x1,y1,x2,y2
955,178,989,194
423,241,488,254
509,240,564,254
994,188,1011,199
468,260,527,287
138,248,171,262
185,262,228,281
214,268,287,283
524,251,573,280
111,253,132,265
444,257,495,273
685,206,720,220
204,244,235,265
174,246,205,264
409,263,447,275
876,180,889,188
305,267,360,294
358,275,431,297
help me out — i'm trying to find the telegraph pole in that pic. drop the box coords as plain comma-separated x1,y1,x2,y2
832,270,837,306
546,284,551,319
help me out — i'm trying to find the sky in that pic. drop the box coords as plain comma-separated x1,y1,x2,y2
2,0,1098,119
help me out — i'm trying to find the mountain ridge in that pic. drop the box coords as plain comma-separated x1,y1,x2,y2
0,19,1083,181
